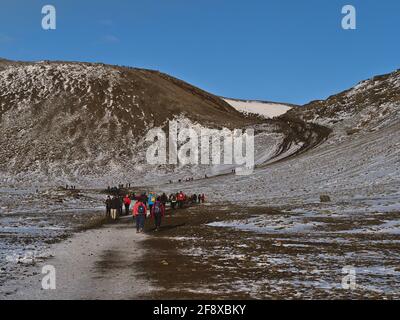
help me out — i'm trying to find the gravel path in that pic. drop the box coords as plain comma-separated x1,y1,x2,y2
1,216,154,300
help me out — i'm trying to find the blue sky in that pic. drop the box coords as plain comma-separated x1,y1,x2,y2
0,0,399,105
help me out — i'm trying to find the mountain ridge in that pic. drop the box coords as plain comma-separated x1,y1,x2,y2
1,58,399,187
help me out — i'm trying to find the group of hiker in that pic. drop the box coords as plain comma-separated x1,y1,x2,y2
169,176,210,184
169,192,205,209
105,191,206,233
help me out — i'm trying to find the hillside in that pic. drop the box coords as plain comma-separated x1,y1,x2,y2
166,68,400,207
0,59,319,187
285,69,400,140
0,60,263,186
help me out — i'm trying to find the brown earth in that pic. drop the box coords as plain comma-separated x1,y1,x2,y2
136,204,400,300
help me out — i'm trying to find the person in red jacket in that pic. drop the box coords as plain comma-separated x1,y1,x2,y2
177,191,185,209
133,200,147,233
151,197,165,231
123,194,131,216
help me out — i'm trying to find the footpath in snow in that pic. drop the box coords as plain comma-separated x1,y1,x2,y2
1,216,153,300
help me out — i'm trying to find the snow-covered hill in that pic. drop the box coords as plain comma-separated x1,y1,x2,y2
223,98,294,118
0,59,320,187
171,69,400,204
286,69,400,140
0,60,257,187
2,58,397,194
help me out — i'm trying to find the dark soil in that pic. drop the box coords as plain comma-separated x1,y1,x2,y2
135,204,400,300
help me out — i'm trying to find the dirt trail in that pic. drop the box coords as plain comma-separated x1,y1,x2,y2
268,116,332,165
1,217,153,300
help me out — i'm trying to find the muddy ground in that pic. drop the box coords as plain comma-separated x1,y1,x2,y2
137,203,400,299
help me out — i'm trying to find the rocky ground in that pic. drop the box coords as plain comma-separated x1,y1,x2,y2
1,193,400,299
138,203,400,299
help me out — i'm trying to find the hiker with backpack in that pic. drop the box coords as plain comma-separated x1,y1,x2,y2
151,197,165,231
123,194,131,216
133,199,147,233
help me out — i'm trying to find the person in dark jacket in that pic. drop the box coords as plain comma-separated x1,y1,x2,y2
139,193,148,205
120,196,124,216
151,197,165,231
110,196,120,220
169,194,177,210
160,193,168,207
105,196,112,217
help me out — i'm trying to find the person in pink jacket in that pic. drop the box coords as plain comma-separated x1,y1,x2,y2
151,197,165,231
132,200,147,233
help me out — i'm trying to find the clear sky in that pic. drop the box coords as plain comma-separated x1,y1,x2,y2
0,0,399,105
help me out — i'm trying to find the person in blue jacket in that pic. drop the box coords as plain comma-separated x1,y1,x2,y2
148,192,156,212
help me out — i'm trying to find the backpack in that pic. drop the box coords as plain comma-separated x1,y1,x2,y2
154,202,162,214
138,203,145,214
